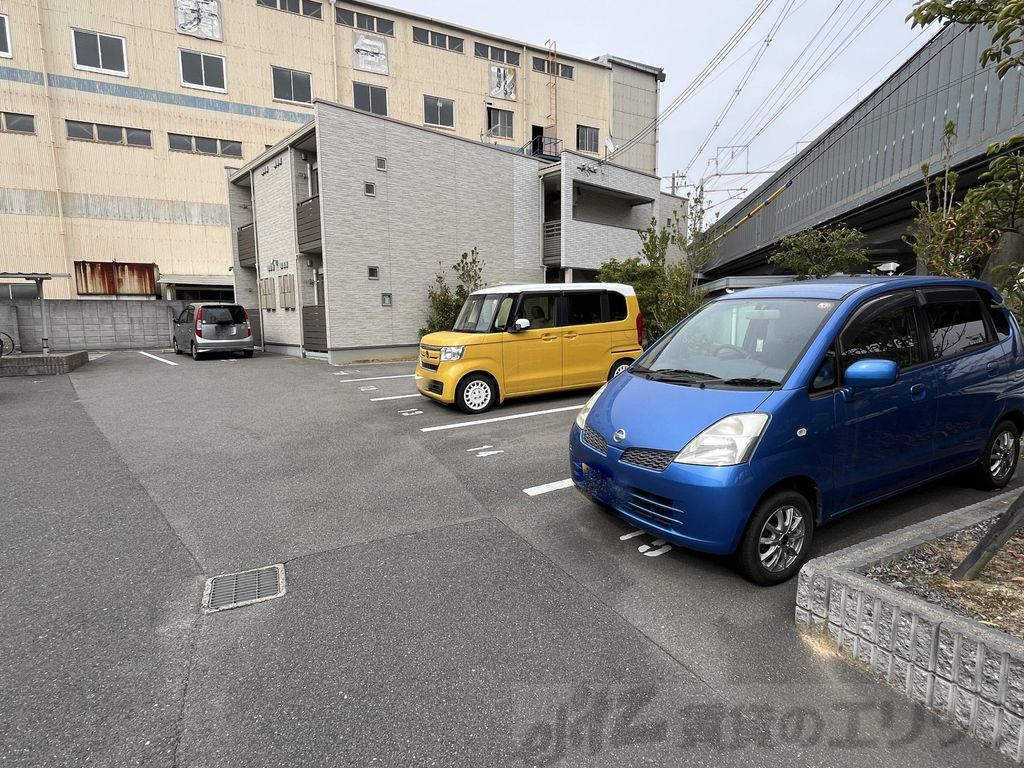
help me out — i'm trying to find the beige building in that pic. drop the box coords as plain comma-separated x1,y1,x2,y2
0,0,664,300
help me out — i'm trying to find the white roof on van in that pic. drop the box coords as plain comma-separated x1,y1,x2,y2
470,283,636,296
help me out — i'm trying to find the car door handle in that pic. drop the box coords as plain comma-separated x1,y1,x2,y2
987,361,1000,378
910,383,927,401
564,332,578,340
542,334,558,342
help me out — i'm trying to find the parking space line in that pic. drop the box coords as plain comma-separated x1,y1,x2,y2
523,478,574,496
370,393,424,401
619,530,646,540
138,351,179,367
421,404,583,433
335,374,416,382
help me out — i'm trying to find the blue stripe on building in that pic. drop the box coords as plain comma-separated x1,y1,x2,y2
0,66,312,124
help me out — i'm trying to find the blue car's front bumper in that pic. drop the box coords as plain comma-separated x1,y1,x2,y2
569,423,761,555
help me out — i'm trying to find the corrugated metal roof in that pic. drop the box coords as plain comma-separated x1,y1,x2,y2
157,274,233,286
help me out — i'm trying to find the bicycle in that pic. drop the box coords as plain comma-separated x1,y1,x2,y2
0,331,15,357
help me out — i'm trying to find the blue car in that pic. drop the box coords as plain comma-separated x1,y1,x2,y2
570,277,1023,584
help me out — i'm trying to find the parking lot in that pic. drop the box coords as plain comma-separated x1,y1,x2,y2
2,349,1019,767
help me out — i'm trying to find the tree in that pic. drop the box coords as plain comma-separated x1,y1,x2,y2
908,1,1024,78
904,122,1002,279
768,224,869,279
420,247,485,335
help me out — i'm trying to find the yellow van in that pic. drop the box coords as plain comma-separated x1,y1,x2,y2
416,283,644,413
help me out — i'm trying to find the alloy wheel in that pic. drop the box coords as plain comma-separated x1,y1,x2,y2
463,380,492,411
990,429,1018,482
758,505,806,573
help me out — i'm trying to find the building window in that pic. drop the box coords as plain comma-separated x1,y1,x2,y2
532,57,574,79
474,43,519,67
412,26,463,53
381,293,392,306
353,82,387,116
72,29,127,76
272,66,312,103
364,182,376,196
168,133,243,157
1,112,34,134
0,14,11,58
376,156,387,171
179,49,226,92
486,107,513,139
368,266,379,279
66,120,151,147
423,95,454,128
256,0,322,20
336,8,394,35
576,125,599,153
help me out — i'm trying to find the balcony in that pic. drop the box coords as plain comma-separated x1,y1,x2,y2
543,220,561,266
237,223,256,267
296,195,322,253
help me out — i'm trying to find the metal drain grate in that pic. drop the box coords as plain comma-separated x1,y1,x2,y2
202,564,286,612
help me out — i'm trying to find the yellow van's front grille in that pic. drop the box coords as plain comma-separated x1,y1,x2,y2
419,345,441,371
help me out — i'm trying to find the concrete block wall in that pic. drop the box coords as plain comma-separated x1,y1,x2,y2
8,300,185,352
796,491,1024,764
316,102,545,351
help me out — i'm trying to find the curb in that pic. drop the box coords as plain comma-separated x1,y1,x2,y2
796,489,1024,764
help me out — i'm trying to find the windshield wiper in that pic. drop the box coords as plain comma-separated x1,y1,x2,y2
649,368,721,381
719,377,781,388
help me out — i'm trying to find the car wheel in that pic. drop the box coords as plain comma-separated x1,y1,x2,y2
608,358,633,380
172,338,181,355
973,419,1020,490
243,350,254,358
191,342,200,361
456,373,497,414
735,490,814,586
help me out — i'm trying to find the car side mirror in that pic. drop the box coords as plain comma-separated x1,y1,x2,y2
510,318,531,333
842,359,899,400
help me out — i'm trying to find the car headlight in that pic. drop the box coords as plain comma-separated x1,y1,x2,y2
674,413,770,466
440,346,464,362
575,384,607,429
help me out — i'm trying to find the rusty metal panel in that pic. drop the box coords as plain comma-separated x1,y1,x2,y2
74,261,156,296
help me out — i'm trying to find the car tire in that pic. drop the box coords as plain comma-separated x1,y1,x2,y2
191,342,200,361
608,358,633,380
173,338,181,355
243,350,254,358
456,373,497,414
735,490,814,586
973,419,1020,490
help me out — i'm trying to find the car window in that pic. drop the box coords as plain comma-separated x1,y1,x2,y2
518,293,558,329
987,302,1012,341
176,309,189,323
810,348,838,392
924,299,990,359
494,296,514,330
201,306,247,324
840,296,923,371
185,309,194,324
566,292,603,326
608,291,627,321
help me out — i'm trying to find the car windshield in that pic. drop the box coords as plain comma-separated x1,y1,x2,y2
201,306,246,324
452,294,512,333
635,297,836,387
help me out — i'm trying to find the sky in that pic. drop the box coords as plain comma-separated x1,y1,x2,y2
380,0,938,219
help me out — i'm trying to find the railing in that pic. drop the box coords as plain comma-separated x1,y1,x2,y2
519,136,563,158
237,223,256,267
296,195,322,252
543,220,561,265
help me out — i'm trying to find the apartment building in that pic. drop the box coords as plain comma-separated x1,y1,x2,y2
0,0,664,300
229,100,684,363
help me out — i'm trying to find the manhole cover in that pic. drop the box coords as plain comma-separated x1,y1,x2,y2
203,564,286,612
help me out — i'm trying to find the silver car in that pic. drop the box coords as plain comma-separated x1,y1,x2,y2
172,303,254,360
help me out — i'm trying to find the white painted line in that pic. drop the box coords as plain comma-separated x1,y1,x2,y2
359,386,379,392
336,374,416,382
399,408,424,416
138,351,179,366
370,393,425,402
335,371,349,376
476,450,504,457
523,478,574,497
619,530,646,541
422,404,583,433
466,445,493,452
644,544,673,557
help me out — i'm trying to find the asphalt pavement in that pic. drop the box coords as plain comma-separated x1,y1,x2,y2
0,350,1018,767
